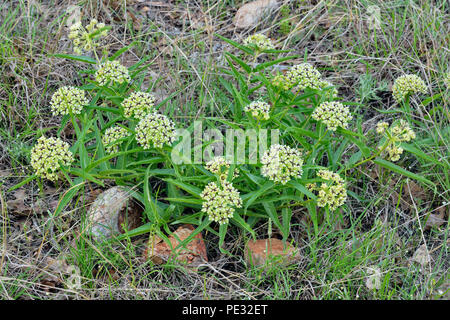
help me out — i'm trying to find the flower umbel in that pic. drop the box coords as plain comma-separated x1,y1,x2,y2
205,156,239,181
95,60,130,86
49,86,88,116
122,91,156,119
243,34,274,51
312,101,352,131
68,19,108,55
285,63,322,91
392,74,427,103
244,100,271,120
102,126,129,154
31,136,73,181
200,180,242,224
135,113,176,149
261,144,304,185
376,120,416,162
308,170,347,211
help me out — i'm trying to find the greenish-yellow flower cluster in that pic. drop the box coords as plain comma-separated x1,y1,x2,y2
102,126,129,154
271,64,338,98
200,180,242,224
261,144,304,185
95,60,130,86
244,100,271,120
31,136,73,181
49,86,88,116
205,156,239,181
68,19,108,55
312,101,352,131
308,170,347,211
392,74,427,103
376,120,416,162
243,34,274,51
135,113,176,149
285,63,322,90
122,91,156,119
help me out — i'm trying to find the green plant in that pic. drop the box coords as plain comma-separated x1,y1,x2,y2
12,20,439,260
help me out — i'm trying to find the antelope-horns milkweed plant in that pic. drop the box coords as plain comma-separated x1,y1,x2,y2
13,21,438,254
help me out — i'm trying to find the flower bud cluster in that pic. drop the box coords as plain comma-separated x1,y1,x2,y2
95,60,130,86
261,144,304,185
31,136,73,181
135,113,176,149
312,101,352,131
122,91,156,119
392,74,427,103
49,86,88,116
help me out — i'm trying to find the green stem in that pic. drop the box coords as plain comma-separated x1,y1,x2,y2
352,139,391,168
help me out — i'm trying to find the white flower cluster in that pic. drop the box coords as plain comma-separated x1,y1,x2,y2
95,60,130,86
243,34,274,51
31,136,73,181
200,180,242,225
244,100,271,120
261,144,304,185
68,19,108,55
49,86,88,116
102,126,129,154
312,101,352,131
122,91,156,119
392,74,427,103
135,113,176,149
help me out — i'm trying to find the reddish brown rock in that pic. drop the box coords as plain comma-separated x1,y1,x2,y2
244,238,301,267
143,224,208,267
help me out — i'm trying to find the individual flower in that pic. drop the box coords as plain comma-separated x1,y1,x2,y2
95,60,130,86
102,126,129,154
243,34,274,51
376,120,416,162
200,180,242,224
309,169,347,211
30,136,73,181
68,19,108,55
122,91,156,119
261,144,304,185
49,86,88,116
135,113,176,149
392,74,427,103
285,63,322,91
244,100,271,120
205,156,239,181
312,101,352,131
